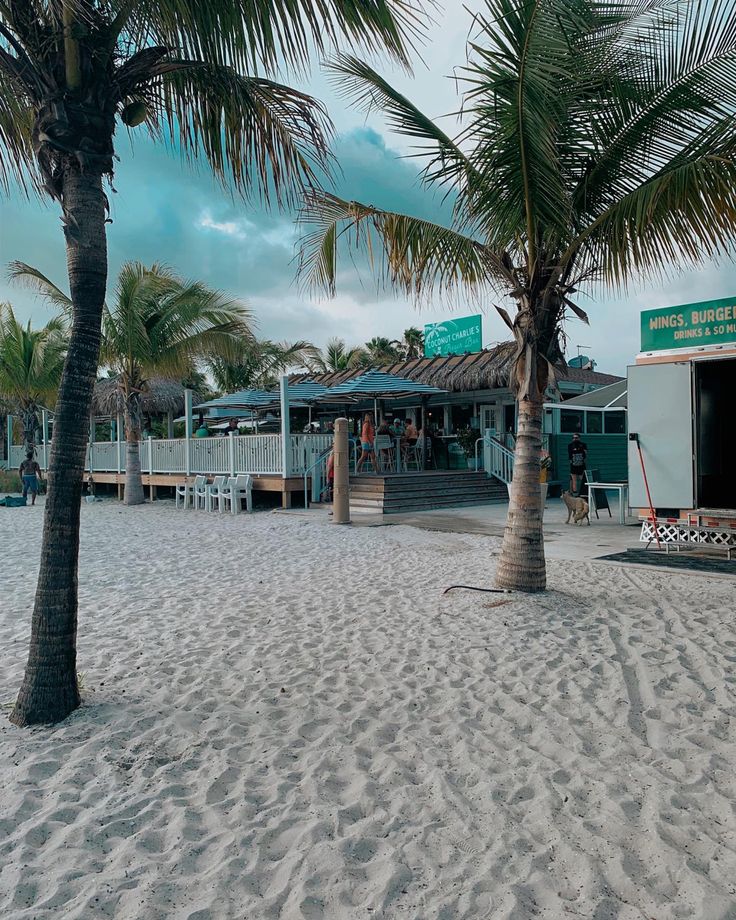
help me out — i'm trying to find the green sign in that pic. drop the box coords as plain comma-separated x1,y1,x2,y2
641,297,736,352
424,314,482,357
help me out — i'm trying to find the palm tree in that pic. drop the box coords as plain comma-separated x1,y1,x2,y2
364,335,401,364
1,1,425,726
299,0,736,592
12,261,251,506
307,337,367,373
0,304,66,453
210,339,317,392
400,327,424,360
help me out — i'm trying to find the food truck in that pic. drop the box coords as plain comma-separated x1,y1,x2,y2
628,296,736,550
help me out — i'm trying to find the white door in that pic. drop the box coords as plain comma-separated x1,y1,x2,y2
479,404,498,435
627,362,694,509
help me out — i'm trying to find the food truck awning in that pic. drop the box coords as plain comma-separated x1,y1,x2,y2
544,379,627,411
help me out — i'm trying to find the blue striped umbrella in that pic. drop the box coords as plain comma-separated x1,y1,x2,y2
194,389,275,411
317,370,446,433
194,389,276,433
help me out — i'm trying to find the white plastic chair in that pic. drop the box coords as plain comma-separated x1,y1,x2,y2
219,474,253,514
176,475,204,509
206,475,227,512
175,479,192,509
192,475,209,510
374,435,395,472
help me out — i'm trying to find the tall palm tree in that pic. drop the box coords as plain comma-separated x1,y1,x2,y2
307,337,367,373
210,339,317,392
300,0,736,592
0,304,66,452
12,261,252,505
0,1,425,726
400,327,424,360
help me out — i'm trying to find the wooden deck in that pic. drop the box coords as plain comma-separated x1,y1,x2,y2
349,470,508,514
88,472,306,508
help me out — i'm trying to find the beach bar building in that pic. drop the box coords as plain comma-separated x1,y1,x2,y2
3,342,620,512
628,297,736,550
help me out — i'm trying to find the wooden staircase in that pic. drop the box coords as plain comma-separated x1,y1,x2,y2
349,470,508,514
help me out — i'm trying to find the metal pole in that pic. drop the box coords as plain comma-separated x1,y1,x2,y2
333,417,350,524
229,430,236,477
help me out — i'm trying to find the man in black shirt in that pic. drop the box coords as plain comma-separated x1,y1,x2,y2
568,432,587,496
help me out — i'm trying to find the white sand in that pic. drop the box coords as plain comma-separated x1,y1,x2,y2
1,501,735,920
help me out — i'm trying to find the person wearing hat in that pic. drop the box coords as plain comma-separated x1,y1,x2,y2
568,432,587,496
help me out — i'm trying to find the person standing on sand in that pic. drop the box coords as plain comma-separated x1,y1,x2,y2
19,451,43,505
356,413,375,473
568,432,587,496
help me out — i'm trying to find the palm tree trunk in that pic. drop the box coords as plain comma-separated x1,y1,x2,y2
10,166,108,727
495,390,546,592
123,394,145,505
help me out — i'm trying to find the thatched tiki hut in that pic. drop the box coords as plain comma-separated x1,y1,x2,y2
91,377,193,503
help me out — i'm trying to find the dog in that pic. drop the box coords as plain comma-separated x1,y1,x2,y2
562,490,590,526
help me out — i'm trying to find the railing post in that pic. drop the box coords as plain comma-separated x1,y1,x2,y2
148,436,153,475
184,389,193,477
41,409,49,470
116,413,122,473
280,375,291,479
229,431,236,476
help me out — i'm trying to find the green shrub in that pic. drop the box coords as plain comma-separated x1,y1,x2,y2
0,470,21,493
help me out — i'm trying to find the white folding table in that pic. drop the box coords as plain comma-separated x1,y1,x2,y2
587,482,629,525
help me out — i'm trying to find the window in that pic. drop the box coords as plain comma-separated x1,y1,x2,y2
560,409,584,433
604,411,626,434
586,411,603,434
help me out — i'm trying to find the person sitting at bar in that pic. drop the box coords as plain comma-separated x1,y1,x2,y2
390,417,404,439
404,419,418,446
226,418,240,437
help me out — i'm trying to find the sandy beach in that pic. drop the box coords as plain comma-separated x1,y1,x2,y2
1,500,735,920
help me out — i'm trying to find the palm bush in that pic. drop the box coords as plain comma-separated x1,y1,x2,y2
0,304,66,452
300,0,736,592
210,340,317,392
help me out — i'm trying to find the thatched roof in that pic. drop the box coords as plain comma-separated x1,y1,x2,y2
291,342,622,394
91,376,195,416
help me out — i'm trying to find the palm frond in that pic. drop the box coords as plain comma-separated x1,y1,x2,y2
327,53,473,192
572,0,736,223
0,74,35,192
124,0,431,74
138,64,334,205
571,151,736,285
298,189,512,302
7,262,74,316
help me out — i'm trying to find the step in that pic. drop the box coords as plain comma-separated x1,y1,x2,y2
381,497,507,514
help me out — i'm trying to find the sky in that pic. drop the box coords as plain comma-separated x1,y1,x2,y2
2,0,735,378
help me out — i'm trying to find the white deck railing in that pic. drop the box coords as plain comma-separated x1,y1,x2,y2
486,437,515,484
19,433,334,478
